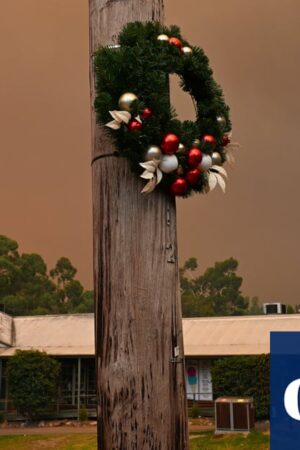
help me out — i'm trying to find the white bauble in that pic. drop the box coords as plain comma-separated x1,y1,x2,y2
199,154,213,171
159,154,179,173
182,46,193,55
157,34,169,42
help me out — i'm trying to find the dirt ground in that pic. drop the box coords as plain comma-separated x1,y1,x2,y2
189,417,215,432
0,418,214,436
0,417,269,436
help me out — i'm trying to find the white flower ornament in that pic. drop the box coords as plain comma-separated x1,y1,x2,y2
139,160,163,194
105,110,141,130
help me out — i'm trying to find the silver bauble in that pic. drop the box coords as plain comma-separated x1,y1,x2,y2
118,92,138,111
182,46,193,55
192,138,201,148
144,145,162,162
157,34,169,42
198,154,213,171
177,143,186,154
216,115,226,129
159,154,179,173
212,152,222,166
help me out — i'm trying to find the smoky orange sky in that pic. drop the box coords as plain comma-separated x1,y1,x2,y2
0,1,299,305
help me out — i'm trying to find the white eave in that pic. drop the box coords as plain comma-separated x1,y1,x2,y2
0,312,299,357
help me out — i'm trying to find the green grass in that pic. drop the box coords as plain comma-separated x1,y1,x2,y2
0,431,269,450
0,434,97,450
190,431,269,449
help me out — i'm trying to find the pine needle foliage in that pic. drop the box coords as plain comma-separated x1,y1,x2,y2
94,22,231,197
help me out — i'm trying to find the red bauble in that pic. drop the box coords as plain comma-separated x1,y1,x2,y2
169,37,182,49
141,107,153,120
188,148,203,168
202,135,217,146
222,134,230,146
170,178,188,196
161,133,180,154
186,168,201,185
128,119,142,132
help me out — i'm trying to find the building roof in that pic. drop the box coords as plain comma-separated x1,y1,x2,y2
0,312,300,357
0,314,94,357
182,315,300,356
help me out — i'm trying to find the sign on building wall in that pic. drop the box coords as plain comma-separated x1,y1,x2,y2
185,359,213,401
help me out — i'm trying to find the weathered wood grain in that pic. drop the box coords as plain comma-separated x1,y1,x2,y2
89,1,189,448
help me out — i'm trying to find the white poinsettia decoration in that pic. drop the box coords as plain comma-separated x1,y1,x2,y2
105,110,141,130
139,160,163,194
207,165,228,193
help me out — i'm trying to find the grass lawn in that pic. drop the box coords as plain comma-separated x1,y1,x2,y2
0,431,269,449
0,434,97,450
190,431,269,449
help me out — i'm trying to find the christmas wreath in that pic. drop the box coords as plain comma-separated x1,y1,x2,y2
94,22,236,197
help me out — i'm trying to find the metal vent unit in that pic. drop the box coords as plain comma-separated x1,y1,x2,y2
215,397,255,434
263,303,286,315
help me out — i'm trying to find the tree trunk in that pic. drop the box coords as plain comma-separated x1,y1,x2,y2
89,1,189,449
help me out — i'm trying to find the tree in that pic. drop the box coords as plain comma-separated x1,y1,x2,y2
287,304,295,314
6,350,61,420
0,236,20,298
50,257,77,286
0,235,18,257
0,235,93,316
180,257,249,317
0,236,57,315
247,296,263,315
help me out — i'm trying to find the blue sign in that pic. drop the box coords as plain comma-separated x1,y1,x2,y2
271,332,300,449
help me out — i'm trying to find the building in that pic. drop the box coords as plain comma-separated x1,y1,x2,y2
1,312,300,418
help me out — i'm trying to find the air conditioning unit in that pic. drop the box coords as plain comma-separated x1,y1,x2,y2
263,303,286,315
215,397,255,434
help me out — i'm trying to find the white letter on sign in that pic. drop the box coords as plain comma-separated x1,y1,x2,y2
284,379,300,420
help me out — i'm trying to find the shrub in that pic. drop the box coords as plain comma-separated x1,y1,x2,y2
6,350,61,420
189,404,201,419
211,355,269,419
79,407,89,422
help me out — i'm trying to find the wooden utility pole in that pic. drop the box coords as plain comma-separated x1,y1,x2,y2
89,1,189,449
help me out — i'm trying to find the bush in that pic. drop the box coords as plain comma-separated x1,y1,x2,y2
211,355,269,419
189,404,201,419
79,407,89,422
6,350,61,420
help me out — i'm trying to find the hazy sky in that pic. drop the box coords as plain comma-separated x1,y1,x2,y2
1,1,300,305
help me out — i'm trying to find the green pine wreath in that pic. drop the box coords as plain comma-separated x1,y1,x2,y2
94,21,234,197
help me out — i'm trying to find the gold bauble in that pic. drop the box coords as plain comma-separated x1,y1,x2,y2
177,165,185,176
182,46,193,55
157,34,169,42
118,92,138,111
192,139,201,148
177,143,186,154
144,145,162,162
212,152,222,166
216,115,226,129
